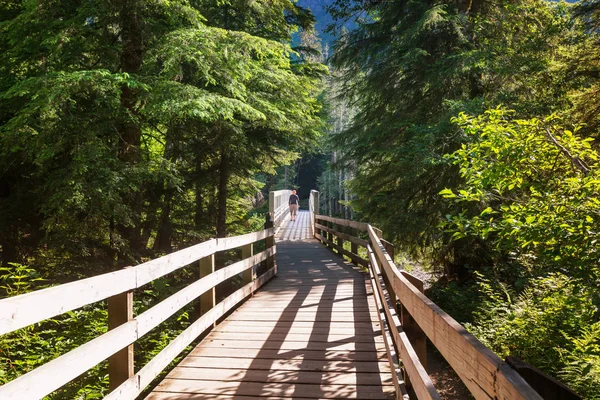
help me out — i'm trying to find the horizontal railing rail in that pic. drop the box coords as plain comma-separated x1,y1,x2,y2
313,213,543,400
0,226,276,399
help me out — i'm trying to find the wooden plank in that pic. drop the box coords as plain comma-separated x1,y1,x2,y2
237,304,373,312
199,253,215,317
143,240,394,400
153,379,395,399
224,312,375,323
178,356,392,373
242,243,255,287
199,339,386,353
216,229,273,252
146,394,318,400
368,244,438,400
135,239,218,287
188,347,387,362
105,267,276,400
214,321,381,336
205,332,385,344
367,226,542,400
108,290,134,391
314,215,369,232
166,366,394,386
400,271,427,371
0,267,136,335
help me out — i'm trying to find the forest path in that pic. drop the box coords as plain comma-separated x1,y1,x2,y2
145,240,395,399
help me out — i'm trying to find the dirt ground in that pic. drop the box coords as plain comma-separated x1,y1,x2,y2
425,346,474,399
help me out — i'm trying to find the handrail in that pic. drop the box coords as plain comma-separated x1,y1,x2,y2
313,214,543,400
0,227,276,399
269,189,291,231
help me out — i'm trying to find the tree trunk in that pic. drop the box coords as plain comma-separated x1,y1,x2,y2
194,154,205,232
216,150,229,238
154,189,174,253
116,0,143,264
1,230,17,267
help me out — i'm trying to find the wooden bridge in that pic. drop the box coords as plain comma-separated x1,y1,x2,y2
0,190,552,399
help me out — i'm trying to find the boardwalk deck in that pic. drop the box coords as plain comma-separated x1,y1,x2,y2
275,210,312,241
145,217,395,399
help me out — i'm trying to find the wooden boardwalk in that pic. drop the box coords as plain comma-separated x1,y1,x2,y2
146,223,395,399
275,210,312,241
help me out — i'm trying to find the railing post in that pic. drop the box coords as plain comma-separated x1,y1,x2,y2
351,227,359,265
381,238,395,306
269,191,275,228
242,243,255,290
400,271,428,380
337,223,344,256
199,253,216,324
311,190,319,239
108,288,134,391
265,213,276,274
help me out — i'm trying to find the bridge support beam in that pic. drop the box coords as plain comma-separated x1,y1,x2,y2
108,289,134,391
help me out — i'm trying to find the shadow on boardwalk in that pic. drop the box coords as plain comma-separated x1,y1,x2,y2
145,240,395,399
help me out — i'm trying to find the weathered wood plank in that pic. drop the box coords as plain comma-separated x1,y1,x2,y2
216,229,273,252
108,290,134,391
189,347,387,362
166,366,393,386
213,320,381,336
178,356,392,373
0,267,136,335
205,332,385,344
153,379,395,399
200,339,386,353
315,215,369,232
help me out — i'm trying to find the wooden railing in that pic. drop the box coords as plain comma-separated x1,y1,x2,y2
0,226,276,399
269,189,291,231
308,189,319,237
313,214,543,400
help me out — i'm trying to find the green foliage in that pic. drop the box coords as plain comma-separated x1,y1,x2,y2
0,265,109,399
327,0,581,269
464,273,599,398
438,108,600,397
442,109,600,285
560,322,600,400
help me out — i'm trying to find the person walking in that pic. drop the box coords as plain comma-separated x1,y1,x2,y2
289,190,300,222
